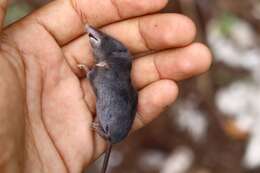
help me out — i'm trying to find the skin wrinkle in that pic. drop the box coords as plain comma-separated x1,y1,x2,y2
41,116,69,173
152,54,163,81
110,0,124,19
31,0,86,46
83,88,97,115
41,83,70,172
137,18,152,51
135,112,146,129
83,93,96,116
22,56,44,173
0,35,34,172
34,17,60,47
14,50,28,173
4,21,64,82
0,35,26,88
69,0,89,25
136,101,152,127
20,52,46,173
0,49,26,172
24,103,44,172
131,56,160,90
17,46,68,172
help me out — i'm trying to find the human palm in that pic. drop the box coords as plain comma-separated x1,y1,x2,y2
0,0,211,173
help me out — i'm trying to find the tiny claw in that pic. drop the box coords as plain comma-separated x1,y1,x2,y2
91,122,109,140
91,122,100,130
77,64,89,72
96,61,110,69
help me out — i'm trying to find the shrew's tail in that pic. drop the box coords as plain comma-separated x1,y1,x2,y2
101,142,112,173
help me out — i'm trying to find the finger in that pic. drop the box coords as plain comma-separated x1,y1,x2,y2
69,42,211,89
133,80,178,130
79,43,211,114
102,13,196,52
63,13,196,74
81,43,211,160
6,0,168,45
0,0,8,29
91,80,178,159
132,43,212,89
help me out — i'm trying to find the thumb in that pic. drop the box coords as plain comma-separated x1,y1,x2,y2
0,0,8,30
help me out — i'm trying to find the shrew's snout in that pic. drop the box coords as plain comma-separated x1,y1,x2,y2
86,25,102,48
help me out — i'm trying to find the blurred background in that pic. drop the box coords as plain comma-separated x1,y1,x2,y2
6,0,260,173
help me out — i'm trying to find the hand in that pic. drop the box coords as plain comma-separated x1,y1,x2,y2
0,0,212,172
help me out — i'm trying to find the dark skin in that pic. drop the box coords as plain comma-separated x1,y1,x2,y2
0,0,212,173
